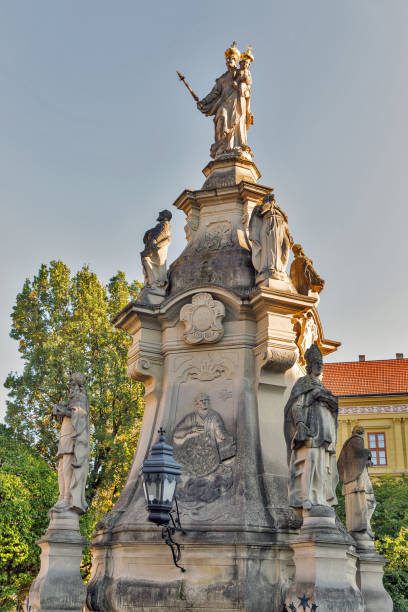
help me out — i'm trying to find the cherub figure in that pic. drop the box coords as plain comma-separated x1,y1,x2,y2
234,46,254,131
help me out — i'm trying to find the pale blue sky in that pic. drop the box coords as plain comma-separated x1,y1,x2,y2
1,1,408,417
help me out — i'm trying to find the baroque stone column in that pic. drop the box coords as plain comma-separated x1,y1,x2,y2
86,156,340,612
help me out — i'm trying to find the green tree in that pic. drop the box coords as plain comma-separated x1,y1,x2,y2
0,424,57,610
4,261,144,592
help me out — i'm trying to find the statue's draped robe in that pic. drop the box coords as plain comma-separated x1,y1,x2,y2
199,70,249,158
141,220,171,289
284,375,338,508
338,434,376,534
249,204,290,275
290,254,324,296
57,392,90,514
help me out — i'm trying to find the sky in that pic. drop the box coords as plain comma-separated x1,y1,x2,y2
1,1,408,419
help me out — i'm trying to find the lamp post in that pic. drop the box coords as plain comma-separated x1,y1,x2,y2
142,428,185,571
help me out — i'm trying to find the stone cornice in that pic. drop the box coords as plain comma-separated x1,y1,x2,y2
339,405,408,415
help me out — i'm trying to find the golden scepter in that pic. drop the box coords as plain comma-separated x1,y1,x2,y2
176,71,202,108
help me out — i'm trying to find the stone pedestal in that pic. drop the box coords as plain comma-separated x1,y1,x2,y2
285,512,364,612
355,539,393,612
85,157,340,611
29,510,87,612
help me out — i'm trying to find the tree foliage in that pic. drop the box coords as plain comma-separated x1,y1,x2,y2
0,424,57,610
372,475,408,612
337,474,408,612
3,261,144,599
5,261,143,512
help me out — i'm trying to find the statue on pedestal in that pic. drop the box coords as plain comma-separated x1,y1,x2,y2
52,373,90,514
140,209,172,299
30,373,89,612
284,344,338,511
197,42,254,160
290,244,325,296
249,194,293,282
338,425,376,539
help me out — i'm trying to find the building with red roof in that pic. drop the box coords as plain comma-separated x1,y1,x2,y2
323,354,408,476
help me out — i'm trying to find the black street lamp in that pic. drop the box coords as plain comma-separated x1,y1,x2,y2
142,428,185,571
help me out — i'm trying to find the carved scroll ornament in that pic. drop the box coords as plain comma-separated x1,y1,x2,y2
180,293,225,345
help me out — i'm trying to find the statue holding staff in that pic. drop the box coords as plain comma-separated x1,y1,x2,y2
178,43,254,160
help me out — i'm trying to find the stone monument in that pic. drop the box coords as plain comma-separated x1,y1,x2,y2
85,44,390,612
29,373,89,612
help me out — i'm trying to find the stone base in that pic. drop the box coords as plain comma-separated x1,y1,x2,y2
137,286,166,305
356,544,393,612
256,273,295,293
29,511,87,612
87,540,293,611
202,156,261,189
285,512,364,612
285,540,364,612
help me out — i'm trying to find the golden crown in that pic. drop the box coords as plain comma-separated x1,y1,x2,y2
225,41,241,60
240,45,254,63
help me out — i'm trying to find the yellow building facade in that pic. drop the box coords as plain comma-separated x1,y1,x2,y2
323,357,408,476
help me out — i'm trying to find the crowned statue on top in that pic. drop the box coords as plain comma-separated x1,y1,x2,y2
198,42,254,160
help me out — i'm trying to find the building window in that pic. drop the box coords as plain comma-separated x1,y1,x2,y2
367,432,387,466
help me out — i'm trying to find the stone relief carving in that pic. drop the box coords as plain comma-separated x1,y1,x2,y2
193,221,234,253
52,373,90,514
185,356,227,381
197,42,254,160
180,293,225,345
338,425,377,542
248,194,293,283
138,209,172,304
174,351,236,384
284,344,339,516
173,393,236,506
185,215,199,242
290,243,324,296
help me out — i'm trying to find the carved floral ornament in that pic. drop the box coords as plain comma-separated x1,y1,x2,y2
180,293,225,345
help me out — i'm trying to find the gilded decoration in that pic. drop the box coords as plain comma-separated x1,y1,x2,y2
294,310,319,365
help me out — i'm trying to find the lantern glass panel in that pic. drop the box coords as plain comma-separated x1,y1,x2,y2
144,474,165,505
162,475,177,505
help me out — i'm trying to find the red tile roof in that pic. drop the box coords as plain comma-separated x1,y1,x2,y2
322,359,408,396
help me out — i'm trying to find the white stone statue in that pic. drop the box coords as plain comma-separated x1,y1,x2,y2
140,209,172,295
198,43,254,160
52,373,90,514
338,425,377,540
283,344,339,512
249,194,293,282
